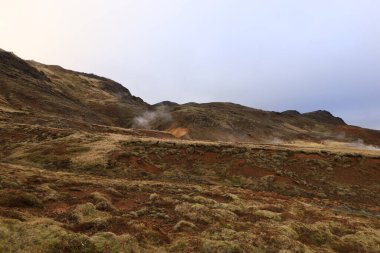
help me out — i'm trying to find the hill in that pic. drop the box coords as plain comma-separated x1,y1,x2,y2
0,49,148,129
1,49,380,146
0,49,379,252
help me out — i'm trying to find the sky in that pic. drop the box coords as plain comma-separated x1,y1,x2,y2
1,0,380,129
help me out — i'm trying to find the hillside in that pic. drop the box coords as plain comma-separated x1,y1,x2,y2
152,102,380,146
0,49,379,252
2,49,380,145
0,49,148,129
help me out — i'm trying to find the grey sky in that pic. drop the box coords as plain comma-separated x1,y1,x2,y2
1,0,380,129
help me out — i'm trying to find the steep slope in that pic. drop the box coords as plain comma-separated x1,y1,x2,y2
0,49,148,128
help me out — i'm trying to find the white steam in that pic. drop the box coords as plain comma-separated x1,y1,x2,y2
336,132,346,140
345,139,380,151
266,137,284,144
132,106,172,130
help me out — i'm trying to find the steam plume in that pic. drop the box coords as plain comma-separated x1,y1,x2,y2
346,139,380,151
132,106,172,130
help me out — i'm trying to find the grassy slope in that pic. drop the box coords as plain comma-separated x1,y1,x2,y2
0,50,148,129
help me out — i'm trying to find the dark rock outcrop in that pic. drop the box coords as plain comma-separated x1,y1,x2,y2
302,110,346,125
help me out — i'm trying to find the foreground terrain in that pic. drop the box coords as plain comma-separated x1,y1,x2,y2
0,123,379,253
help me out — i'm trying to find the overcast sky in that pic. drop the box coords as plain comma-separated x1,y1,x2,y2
1,0,380,129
